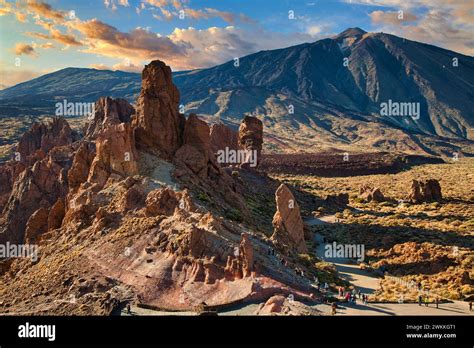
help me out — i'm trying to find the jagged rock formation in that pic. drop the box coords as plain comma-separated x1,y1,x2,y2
17,117,77,163
359,185,385,203
85,96,135,139
0,59,318,315
133,60,184,157
0,143,74,245
272,184,307,254
88,122,138,188
175,114,213,179
408,179,442,203
225,233,254,279
210,123,239,155
238,116,263,168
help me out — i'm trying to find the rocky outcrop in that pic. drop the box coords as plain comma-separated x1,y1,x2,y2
359,185,385,203
85,97,135,139
325,193,349,207
133,60,185,157
88,122,138,188
225,233,254,279
0,145,73,245
238,116,263,168
48,198,65,231
271,184,307,254
17,117,77,163
67,141,96,193
25,207,49,243
408,179,442,203
210,123,239,155
0,164,15,212
174,114,213,179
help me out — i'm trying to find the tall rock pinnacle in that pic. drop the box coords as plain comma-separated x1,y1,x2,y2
133,60,185,158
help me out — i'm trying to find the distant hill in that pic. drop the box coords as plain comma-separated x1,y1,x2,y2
1,28,473,155
0,68,141,116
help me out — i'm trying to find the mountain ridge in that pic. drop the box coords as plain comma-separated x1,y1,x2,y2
1,28,473,156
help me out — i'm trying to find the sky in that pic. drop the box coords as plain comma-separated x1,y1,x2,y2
0,0,473,87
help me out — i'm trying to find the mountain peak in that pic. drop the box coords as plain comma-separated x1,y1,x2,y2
335,27,367,39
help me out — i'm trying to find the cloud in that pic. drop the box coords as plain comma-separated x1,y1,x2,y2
38,42,54,49
90,60,143,73
347,0,474,55
70,18,190,65
25,31,50,39
144,0,254,24
20,0,65,21
370,10,417,25
50,28,82,46
13,43,37,56
167,26,315,70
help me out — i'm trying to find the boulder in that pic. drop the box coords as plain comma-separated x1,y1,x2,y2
408,179,442,203
271,184,307,254
325,193,350,207
359,185,385,203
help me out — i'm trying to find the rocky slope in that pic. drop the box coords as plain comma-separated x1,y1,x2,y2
0,60,326,315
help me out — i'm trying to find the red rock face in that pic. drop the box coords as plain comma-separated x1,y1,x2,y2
48,198,65,231
17,117,77,164
67,141,96,193
272,184,307,254
133,60,185,157
174,114,212,178
85,97,135,139
25,207,49,243
238,116,263,167
225,232,254,279
210,123,240,154
88,122,139,188
0,145,73,245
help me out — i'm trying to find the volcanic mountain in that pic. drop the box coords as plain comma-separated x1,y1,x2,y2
1,28,473,156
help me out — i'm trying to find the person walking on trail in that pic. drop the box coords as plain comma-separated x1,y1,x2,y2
126,303,131,315
331,302,337,315
418,295,422,306
435,297,439,309
357,290,362,299
424,296,429,307
469,302,472,312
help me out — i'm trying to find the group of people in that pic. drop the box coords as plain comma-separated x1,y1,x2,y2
338,287,368,304
314,279,329,292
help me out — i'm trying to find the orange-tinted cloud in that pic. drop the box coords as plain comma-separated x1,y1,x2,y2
370,10,417,25
21,0,65,21
13,43,37,56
